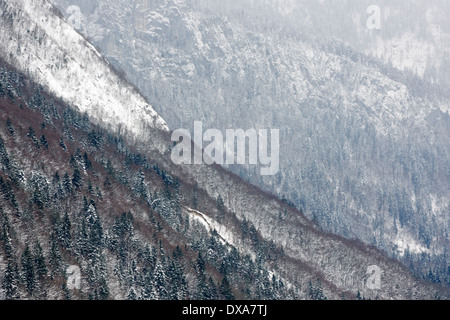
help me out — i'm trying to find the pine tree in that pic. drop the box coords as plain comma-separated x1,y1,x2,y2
49,233,62,279
83,152,92,171
140,273,153,300
62,172,72,194
197,252,206,275
2,261,20,300
0,136,11,172
32,185,44,210
219,276,234,300
167,254,187,300
33,240,48,280
87,179,94,195
72,168,83,190
27,127,39,148
1,226,13,261
0,207,14,261
59,211,72,249
85,200,103,251
356,290,363,300
98,277,109,300
309,278,327,300
21,245,36,296
135,169,147,200
62,282,71,300
216,195,225,217
40,135,49,149
196,274,211,300
153,260,168,300
208,276,219,300
127,287,137,300
59,137,67,151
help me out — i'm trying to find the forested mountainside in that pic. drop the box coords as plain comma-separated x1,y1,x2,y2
0,55,448,300
48,0,449,286
0,58,297,300
0,0,449,300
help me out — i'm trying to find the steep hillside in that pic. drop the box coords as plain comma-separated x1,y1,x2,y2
0,58,300,299
0,52,447,300
0,0,448,300
47,0,449,284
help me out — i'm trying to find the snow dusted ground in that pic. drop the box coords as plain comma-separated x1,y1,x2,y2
185,206,241,249
0,0,168,143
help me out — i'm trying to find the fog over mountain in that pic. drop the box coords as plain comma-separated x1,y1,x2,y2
47,0,449,285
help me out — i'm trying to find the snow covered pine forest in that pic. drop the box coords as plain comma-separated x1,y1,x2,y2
0,0,448,300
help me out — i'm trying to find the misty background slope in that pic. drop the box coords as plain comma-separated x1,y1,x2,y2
48,0,450,285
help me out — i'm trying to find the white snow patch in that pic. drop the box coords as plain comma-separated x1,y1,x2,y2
0,0,169,145
394,231,429,256
185,206,236,247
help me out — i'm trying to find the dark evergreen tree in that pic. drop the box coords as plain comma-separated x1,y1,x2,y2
84,200,103,257
196,274,211,300
208,276,219,300
58,211,72,249
59,137,67,151
98,277,109,300
0,136,11,172
309,278,327,300
216,195,225,216
197,252,206,275
2,261,20,300
21,245,36,296
27,127,39,148
40,135,49,149
167,252,187,300
48,233,62,279
153,260,168,300
135,169,147,200
62,282,71,300
72,168,83,190
83,152,92,171
0,206,15,260
127,287,137,300
219,276,234,300
62,172,72,194
87,179,94,195
32,185,44,210
33,240,48,280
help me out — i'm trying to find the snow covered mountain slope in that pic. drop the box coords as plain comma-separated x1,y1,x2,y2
48,0,450,286
0,0,449,300
0,56,447,299
0,0,168,143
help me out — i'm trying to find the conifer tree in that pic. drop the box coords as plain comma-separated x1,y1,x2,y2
40,135,48,149
62,172,72,194
48,233,62,279
2,261,20,300
72,168,83,190
219,276,234,300
21,245,36,295
33,240,48,280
